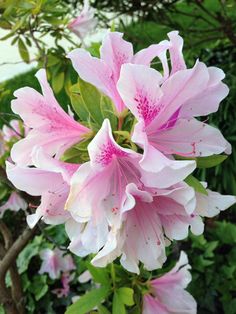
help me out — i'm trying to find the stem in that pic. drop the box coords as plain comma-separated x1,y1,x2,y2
0,225,36,314
110,263,116,289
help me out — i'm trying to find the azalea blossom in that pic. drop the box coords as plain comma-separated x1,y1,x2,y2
39,248,75,279
91,182,200,273
67,0,97,40
142,251,197,314
65,119,195,258
117,32,230,173
0,191,27,218
68,31,171,113
92,181,235,273
10,69,90,166
6,148,79,228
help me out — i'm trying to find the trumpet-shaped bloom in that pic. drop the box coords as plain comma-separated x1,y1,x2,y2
10,69,90,166
66,119,194,225
67,0,97,40
117,61,230,170
0,191,27,218
91,182,201,273
6,148,79,228
142,251,197,314
39,248,75,279
68,31,171,113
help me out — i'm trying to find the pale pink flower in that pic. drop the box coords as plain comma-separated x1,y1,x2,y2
117,32,230,175
91,182,201,273
6,148,79,228
68,31,171,113
142,251,197,314
0,191,27,218
195,182,236,218
65,119,194,259
10,69,90,166
39,248,75,279
67,0,97,40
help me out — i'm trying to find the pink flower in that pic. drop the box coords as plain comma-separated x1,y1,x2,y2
0,191,27,218
6,148,79,228
91,182,200,273
39,248,75,279
91,181,236,272
67,0,97,40
68,32,171,113
10,69,90,166
53,272,74,298
65,119,194,259
142,251,197,314
117,32,230,174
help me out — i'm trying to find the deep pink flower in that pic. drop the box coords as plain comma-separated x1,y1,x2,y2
117,33,230,173
67,0,97,40
10,69,90,166
52,272,74,298
68,31,171,113
6,148,79,228
0,191,27,218
39,248,75,279
142,251,197,314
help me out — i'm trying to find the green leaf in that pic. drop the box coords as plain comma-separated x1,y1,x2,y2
185,175,208,195
117,287,134,306
69,83,89,121
86,263,110,285
52,71,64,94
28,275,48,301
100,95,118,130
66,286,110,314
196,155,228,168
98,305,111,314
78,79,104,126
112,292,126,314
18,38,30,63
17,236,42,274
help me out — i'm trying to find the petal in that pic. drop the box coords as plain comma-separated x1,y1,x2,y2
196,185,236,218
6,161,61,196
88,119,133,169
167,31,186,74
68,49,124,112
132,123,196,188
180,67,229,117
143,295,169,314
11,69,89,165
31,147,79,184
133,40,170,79
117,64,163,126
151,61,209,128
100,32,133,83
150,118,231,157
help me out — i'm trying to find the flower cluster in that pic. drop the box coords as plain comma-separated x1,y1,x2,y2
6,30,236,312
